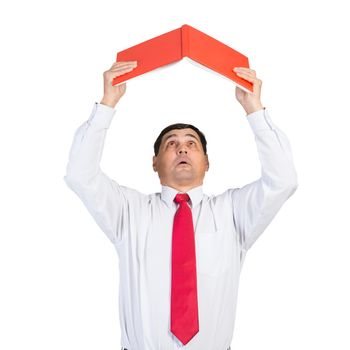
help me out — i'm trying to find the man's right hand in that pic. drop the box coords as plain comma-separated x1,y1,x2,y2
100,61,138,108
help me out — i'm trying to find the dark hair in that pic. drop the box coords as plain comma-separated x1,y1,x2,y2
154,123,207,156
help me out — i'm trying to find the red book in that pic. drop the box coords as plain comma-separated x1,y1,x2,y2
112,24,253,92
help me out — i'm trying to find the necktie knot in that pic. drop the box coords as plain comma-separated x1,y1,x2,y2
174,193,190,204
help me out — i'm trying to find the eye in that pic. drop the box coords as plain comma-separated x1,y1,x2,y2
167,140,176,147
188,141,196,147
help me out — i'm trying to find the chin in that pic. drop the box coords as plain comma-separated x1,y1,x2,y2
173,176,197,185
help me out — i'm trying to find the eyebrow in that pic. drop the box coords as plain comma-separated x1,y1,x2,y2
163,133,200,142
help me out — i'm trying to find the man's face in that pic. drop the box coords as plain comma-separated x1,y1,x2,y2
152,128,209,190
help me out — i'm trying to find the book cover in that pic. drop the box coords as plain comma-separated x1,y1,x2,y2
112,24,253,92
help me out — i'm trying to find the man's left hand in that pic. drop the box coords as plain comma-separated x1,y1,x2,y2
233,67,264,115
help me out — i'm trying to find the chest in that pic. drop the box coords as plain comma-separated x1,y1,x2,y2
138,201,239,278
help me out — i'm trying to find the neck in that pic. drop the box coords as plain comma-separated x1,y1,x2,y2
162,182,202,193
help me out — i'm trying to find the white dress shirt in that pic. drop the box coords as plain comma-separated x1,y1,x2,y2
64,102,298,350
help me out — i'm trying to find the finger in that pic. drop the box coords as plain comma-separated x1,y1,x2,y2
112,67,135,77
111,64,137,69
110,62,137,69
111,66,137,74
234,67,255,72
110,63,136,72
233,67,256,74
112,61,137,67
233,68,256,79
235,71,254,81
235,72,257,81
104,66,135,80
235,71,261,84
112,62,137,69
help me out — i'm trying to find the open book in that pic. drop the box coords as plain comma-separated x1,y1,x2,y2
112,24,253,92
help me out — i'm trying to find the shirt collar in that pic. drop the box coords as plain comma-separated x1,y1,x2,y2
161,185,203,209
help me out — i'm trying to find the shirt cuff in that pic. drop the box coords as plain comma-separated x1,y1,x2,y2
246,108,275,133
87,102,116,129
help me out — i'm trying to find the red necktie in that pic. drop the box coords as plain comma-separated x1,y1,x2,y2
170,193,199,345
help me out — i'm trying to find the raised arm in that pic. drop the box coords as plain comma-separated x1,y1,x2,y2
63,61,138,244
229,67,298,250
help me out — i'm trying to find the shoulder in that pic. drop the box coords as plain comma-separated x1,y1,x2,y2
203,188,239,204
114,182,161,206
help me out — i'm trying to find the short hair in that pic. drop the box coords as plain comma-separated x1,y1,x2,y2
154,123,207,156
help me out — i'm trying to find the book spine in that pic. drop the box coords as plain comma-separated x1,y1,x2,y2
181,24,190,58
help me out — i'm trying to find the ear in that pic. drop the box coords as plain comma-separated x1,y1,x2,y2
152,155,158,172
205,154,209,171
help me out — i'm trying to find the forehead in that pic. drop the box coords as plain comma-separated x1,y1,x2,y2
161,128,200,142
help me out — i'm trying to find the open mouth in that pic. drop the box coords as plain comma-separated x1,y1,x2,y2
176,157,191,166
176,160,190,167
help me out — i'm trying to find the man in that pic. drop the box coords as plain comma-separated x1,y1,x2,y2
64,60,298,350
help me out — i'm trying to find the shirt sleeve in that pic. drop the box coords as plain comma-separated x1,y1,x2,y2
230,108,298,251
63,102,135,245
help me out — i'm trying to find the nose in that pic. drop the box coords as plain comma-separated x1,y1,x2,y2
178,147,188,154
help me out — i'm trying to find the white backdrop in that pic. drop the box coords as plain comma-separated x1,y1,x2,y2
1,0,349,349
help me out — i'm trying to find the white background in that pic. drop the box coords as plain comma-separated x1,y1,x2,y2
1,0,349,349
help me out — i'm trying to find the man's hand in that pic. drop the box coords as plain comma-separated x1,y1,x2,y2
233,67,264,115
100,61,138,108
